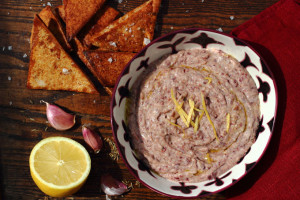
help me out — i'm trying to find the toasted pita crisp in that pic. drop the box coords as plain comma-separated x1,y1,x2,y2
37,6,71,51
56,5,66,22
56,5,119,47
64,0,106,40
89,0,161,52
27,15,98,94
84,51,135,87
72,38,113,95
83,5,120,46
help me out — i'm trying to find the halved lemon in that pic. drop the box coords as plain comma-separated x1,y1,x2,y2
29,137,91,197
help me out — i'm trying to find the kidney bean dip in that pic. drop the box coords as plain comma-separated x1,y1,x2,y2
127,48,260,183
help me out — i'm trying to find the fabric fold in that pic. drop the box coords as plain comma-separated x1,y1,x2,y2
221,0,300,199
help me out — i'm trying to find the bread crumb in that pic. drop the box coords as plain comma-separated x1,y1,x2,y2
108,57,113,63
230,16,235,20
23,53,27,58
29,6,32,10
8,76,11,81
143,38,150,45
170,26,174,30
93,100,96,104
62,68,70,74
109,41,117,47
8,46,12,50
216,27,223,32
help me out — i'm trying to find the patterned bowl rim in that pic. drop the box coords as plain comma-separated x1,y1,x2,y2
110,28,278,198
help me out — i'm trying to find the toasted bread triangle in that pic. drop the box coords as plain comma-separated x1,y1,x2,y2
37,6,71,51
27,15,98,94
89,0,161,52
71,38,114,95
84,51,135,87
64,0,106,40
82,5,120,46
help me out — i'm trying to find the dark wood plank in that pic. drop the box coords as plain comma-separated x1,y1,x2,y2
0,0,279,199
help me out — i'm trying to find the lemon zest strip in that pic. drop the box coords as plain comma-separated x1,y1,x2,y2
171,89,189,127
226,113,231,133
187,99,195,126
205,153,212,164
205,77,212,84
201,92,219,142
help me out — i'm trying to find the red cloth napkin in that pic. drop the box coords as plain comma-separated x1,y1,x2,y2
221,0,300,199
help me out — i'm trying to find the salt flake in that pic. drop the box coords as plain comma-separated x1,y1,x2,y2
230,16,235,20
62,68,69,74
143,38,151,45
8,46,12,50
109,41,117,47
216,27,223,32
8,76,12,81
2,47,5,51
107,57,113,63
23,53,27,58
47,2,52,6
9,101,12,106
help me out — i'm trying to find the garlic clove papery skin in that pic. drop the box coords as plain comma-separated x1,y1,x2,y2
82,126,103,153
46,102,76,131
100,174,128,196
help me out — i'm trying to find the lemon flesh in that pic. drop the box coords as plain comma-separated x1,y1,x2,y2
29,137,91,197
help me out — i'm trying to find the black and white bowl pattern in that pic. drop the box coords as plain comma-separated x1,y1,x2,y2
110,28,278,198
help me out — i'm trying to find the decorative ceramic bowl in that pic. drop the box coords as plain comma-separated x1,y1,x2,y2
110,28,277,198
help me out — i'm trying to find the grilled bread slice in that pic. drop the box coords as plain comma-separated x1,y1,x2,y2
84,50,135,87
27,15,98,94
64,0,106,40
88,0,161,52
37,6,71,51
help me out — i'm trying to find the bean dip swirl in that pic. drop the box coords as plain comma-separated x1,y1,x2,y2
127,48,260,182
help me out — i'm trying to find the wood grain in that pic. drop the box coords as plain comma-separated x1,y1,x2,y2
0,0,278,199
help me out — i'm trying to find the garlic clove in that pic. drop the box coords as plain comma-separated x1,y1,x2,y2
43,101,76,131
82,126,103,154
100,174,128,196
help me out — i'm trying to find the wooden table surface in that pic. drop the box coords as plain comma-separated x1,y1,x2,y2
0,0,279,199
